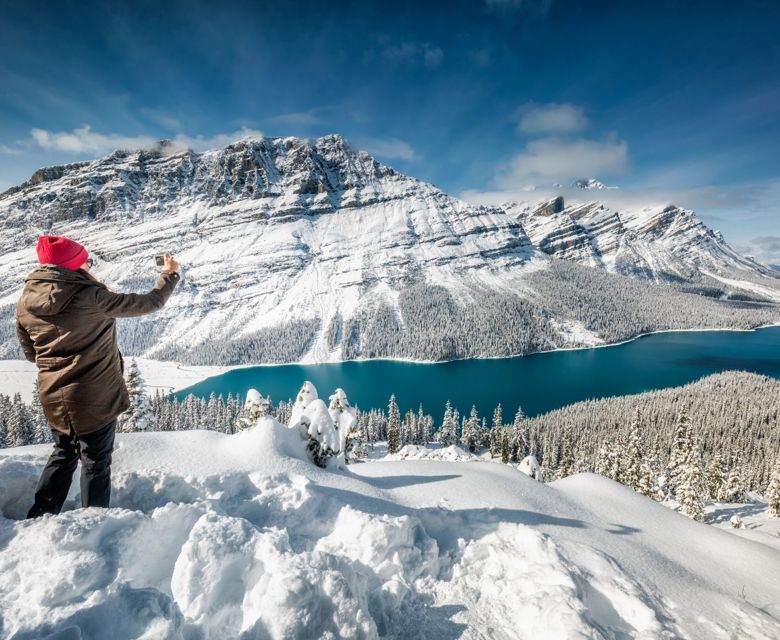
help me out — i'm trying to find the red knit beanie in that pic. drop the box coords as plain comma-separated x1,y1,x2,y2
36,236,89,271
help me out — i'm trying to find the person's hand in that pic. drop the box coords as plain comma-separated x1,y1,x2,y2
163,253,179,273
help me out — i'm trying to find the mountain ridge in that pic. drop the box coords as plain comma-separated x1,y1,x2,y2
1,134,778,365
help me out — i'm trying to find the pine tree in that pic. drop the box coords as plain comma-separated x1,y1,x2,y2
118,359,155,433
490,404,503,458
414,405,426,444
624,408,643,491
402,410,415,447
510,406,528,463
460,405,480,452
677,435,705,521
607,434,625,483
666,405,691,499
29,380,50,444
765,453,780,518
387,394,401,454
718,456,747,502
437,401,457,446
637,462,655,498
557,431,575,479
705,453,727,500
500,432,509,464
6,395,31,448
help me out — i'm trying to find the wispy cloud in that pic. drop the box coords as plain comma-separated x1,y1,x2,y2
269,111,322,126
355,136,416,161
517,102,587,134
485,0,553,16
139,108,182,130
368,41,444,68
495,136,628,188
30,126,159,155
15,125,265,156
745,236,780,265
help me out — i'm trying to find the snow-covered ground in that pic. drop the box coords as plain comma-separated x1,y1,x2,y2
2,424,779,639
0,358,228,402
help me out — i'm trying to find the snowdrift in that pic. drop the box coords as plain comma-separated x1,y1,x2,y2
1,418,780,639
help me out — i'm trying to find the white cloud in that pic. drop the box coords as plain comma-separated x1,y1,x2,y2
355,136,416,161
518,103,587,134
495,136,628,188
25,125,264,156
30,126,159,155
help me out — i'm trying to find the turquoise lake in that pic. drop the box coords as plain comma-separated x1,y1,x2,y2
176,326,780,418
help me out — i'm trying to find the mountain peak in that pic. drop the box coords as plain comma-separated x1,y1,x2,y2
573,178,618,191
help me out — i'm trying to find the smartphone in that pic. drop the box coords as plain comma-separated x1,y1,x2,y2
155,254,166,267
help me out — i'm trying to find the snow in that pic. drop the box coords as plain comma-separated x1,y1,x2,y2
0,359,36,402
702,271,780,303
0,357,229,403
385,444,479,462
2,425,780,638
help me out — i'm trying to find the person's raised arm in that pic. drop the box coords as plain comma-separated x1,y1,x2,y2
94,254,180,318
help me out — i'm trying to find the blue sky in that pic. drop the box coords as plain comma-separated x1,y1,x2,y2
1,0,779,262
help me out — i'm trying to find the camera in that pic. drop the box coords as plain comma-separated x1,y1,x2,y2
154,254,166,267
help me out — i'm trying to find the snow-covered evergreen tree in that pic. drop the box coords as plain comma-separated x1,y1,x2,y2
460,405,480,453
677,435,705,521
490,404,503,458
6,394,30,448
436,401,457,446
510,406,528,463
666,405,691,499
29,380,50,444
705,453,727,500
328,388,356,454
500,431,509,464
557,431,575,479
765,453,780,518
718,457,747,502
118,359,156,433
387,394,401,454
624,408,643,491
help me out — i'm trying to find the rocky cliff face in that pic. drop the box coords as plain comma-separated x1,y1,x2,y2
0,134,777,364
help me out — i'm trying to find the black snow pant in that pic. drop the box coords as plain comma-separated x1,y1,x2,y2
26,419,117,518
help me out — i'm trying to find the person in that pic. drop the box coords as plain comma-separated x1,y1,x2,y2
16,235,180,517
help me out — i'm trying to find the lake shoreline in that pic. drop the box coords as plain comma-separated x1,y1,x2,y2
177,320,780,373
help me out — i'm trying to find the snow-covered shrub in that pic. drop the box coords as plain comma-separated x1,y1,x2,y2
288,381,342,468
729,515,743,529
518,455,542,481
236,389,272,431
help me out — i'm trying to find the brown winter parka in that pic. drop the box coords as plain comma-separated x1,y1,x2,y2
15,265,180,436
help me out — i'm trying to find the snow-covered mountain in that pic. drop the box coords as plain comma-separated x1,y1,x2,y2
0,134,778,364
2,413,780,638
504,196,771,280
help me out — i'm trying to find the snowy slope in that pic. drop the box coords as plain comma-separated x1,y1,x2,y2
2,421,780,639
1,134,778,365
